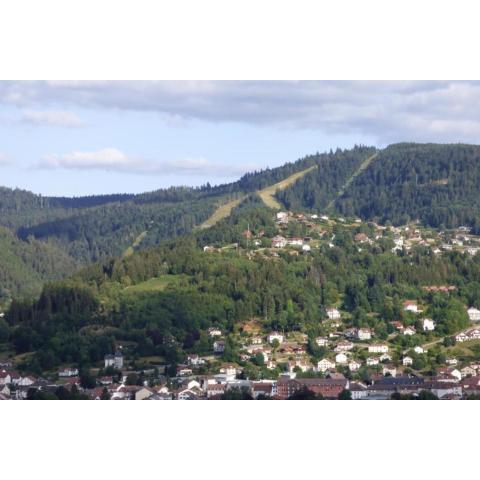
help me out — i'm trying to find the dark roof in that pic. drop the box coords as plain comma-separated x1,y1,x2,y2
374,375,424,386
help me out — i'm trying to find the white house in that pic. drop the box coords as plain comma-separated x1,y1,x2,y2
446,357,458,365
0,371,12,385
403,301,419,313
349,382,368,400
58,367,79,378
335,341,354,352
276,212,288,222
17,376,35,387
368,344,389,354
413,346,425,354
356,328,372,341
402,356,413,366
461,366,477,378
348,360,361,371
366,357,379,366
302,244,311,252
272,235,287,248
317,358,336,372
177,388,199,400
104,351,124,369
335,352,348,364
208,327,222,337
403,326,416,336
315,337,329,347
467,307,480,322
187,354,205,366
422,318,436,331
455,332,469,343
326,308,341,320
287,237,304,246
267,332,284,344
213,340,225,353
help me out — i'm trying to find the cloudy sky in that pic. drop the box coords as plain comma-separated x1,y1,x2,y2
1,80,479,196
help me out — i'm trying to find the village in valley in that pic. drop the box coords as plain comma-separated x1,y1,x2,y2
3,209,480,400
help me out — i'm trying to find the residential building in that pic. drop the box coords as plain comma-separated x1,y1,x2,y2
267,332,284,344
422,318,436,331
368,344,389,354
317,358,335,373
326,308,341,320
403,301,419,313
356,328,372,341
468,307,480,322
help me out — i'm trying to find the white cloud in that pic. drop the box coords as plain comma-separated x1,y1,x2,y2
21,110,84,127
36,148,257,176
3,81,480,143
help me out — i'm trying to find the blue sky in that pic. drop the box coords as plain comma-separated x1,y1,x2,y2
1,81,479,196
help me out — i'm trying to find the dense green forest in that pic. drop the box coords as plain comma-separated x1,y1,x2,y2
0,226,78,300
335,143,480,230
276,146,377,210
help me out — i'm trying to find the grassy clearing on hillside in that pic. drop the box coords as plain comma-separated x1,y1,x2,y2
123,274,184,294
198,165,317,229
326,152,379,210
123,230,148,258
257,166,318,209
198,195,247,229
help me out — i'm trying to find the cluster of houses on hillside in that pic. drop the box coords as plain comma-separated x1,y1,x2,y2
203,210,480,264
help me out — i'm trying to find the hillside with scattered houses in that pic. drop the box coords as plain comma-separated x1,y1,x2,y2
4,199,480,399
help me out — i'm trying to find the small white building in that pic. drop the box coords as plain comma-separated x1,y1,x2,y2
357,328,372,341
335,352,348,364
403,326,416,336
315,337,329,347
413,346,425,354
368,344,389,354
348,360,361,371
335,341,354,352
422,318,436,331
403,301,419,313
326,308,341,320
213,340,225,353
58,367,79,378
187,354,205,366
288,237,304,246
455,332,469,343
104,351,124,369
267,332,284,344
208,327,222,337
317,358,336,372
271,235,287,248
366,357,379,366
467,307,480,322
402,356,413,366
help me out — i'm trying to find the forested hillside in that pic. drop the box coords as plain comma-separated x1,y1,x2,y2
0,226,78,300
334,143,480,230
5,142,480,301
276,146,377,210
4,203,480,376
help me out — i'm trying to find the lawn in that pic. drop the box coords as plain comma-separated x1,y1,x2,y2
122,274,185,294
